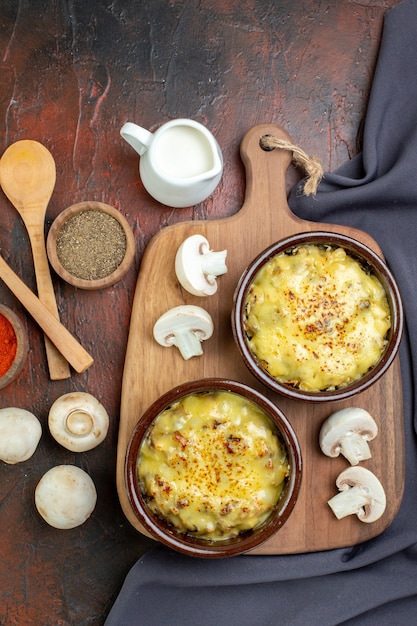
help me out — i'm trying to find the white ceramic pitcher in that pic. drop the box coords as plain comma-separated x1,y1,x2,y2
120,119,223,208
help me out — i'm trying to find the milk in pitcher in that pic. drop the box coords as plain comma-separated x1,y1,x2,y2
154,126,215,179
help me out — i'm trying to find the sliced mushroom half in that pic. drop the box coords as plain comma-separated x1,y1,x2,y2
327,466,386,523
153,305,214,360
319,407,378,466
175,234,227,296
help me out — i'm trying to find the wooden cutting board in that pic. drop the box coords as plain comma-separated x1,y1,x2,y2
116,124,404,554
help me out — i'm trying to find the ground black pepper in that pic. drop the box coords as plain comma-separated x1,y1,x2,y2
56,210,127,281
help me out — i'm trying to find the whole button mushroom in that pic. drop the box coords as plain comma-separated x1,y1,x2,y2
0,407,42,464
153,305,214,360
48,392,109,452
175,234,227,297
35,465,97,529
327,466,386,523
319,407,378,466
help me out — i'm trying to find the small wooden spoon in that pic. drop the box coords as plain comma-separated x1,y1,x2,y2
0,254,93,374
0,140,71,379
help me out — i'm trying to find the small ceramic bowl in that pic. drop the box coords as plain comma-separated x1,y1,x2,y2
0,304,28,390
125,378,302,558
46,201,135,290
232,231,403,403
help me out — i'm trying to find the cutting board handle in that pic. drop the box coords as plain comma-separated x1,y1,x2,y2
238,124,309,236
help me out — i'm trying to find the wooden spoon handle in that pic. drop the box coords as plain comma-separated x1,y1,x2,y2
28,232,71,379
0,255,94,374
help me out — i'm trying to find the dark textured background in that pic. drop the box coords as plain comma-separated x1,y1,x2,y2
0,1,402,624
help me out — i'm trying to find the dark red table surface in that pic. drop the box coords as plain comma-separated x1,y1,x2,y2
0,1,402,624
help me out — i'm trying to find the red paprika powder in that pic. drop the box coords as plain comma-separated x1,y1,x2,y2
0,312,17,377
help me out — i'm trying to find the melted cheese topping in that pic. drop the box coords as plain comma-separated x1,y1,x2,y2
244,244,391,392
138,391,289,541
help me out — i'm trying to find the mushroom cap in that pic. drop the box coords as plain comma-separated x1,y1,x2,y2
35,465,97,529
48,392,109,452
0,407,42,464
175,234,227,297
154,305,214,342
329,466,386,523
319,407,378,464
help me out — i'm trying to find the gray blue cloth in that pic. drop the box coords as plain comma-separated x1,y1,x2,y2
105,1,417,623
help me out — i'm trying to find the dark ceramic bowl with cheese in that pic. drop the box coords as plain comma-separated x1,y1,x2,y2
125,378,302,558
232,231,403,403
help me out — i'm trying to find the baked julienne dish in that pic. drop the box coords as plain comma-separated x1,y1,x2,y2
243,242,391,393
137,389,290,541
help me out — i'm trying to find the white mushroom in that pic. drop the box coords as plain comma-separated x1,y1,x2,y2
153,305,214,360
175,234,227,296
327,466,386,523
48,392,109,452
35,465,97,529
319,407,378,466
0,407,42,464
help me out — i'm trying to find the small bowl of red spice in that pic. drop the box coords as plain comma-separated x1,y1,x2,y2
0,304,28,389
46,201,136,290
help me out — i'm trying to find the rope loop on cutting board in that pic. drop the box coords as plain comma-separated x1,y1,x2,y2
260,134,323,196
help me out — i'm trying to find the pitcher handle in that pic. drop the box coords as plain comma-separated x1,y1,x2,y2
120,122,152,156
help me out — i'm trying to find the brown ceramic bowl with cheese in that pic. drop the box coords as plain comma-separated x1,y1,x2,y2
232,231,403,403
125,378,302,558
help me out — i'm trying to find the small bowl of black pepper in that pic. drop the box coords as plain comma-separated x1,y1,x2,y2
46,201,135,290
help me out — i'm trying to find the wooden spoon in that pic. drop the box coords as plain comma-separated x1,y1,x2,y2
0,253,93,374
0,140,71,379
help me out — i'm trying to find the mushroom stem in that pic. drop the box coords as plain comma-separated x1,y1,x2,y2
65,409,94,437
200,249,227,278
173,329,204,360
338,432,372,466
328,485,371,520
